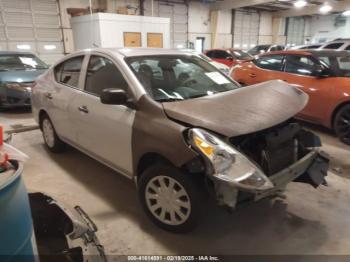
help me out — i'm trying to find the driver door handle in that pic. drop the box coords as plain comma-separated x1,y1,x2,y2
45,92,53,100
249,73,256,78
78,105,89,114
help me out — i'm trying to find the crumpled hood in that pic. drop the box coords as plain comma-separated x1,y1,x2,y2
162,80,308,137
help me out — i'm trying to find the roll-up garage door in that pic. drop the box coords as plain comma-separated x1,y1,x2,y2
233,9,260,50
144,0,188,48
286,17,305,47
0,0,63,65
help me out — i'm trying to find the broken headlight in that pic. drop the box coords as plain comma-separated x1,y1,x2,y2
188,128,274,191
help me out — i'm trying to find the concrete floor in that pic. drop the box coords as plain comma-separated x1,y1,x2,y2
1,108,350,256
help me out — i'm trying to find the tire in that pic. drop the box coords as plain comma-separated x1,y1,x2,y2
41,115,66,153
334,104,350,145
138,163,201,233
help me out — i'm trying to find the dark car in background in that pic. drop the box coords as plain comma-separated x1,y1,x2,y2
248,44,284,56
204,48,253,67
0,51,48,109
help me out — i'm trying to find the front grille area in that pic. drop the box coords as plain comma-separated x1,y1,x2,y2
230,121,301,176
7,96,21,104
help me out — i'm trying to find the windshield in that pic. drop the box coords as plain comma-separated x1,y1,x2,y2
198,54,212,62
0,54,48,71
230,50,252,60
315,54,350,77
126,55,239,102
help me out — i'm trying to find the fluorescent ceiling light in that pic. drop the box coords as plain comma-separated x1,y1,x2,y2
44,44,56,50
17,44,31,50
342,10,350,16
319,3,332,14
294,0,307,8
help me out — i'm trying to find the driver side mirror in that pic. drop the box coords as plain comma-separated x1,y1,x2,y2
313,65,330,78
100,88,128,105
226,56,233,61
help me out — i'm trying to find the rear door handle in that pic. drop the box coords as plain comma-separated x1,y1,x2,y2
45,93,53,99
249,73,256,78
78,106,89,114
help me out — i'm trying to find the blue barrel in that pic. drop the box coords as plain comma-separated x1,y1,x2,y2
0,161,36,262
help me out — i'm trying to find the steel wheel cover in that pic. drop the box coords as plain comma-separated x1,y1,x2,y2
42,119,55,148
145,175,191,225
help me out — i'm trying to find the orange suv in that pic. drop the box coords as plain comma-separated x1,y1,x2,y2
231,50,350,144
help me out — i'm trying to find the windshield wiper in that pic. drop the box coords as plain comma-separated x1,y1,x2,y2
157,97,184,102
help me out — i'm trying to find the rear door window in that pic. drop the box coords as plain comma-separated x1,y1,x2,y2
84,55,128,97
206,51,214,58
324,42,343,49
54,56,84,88
254,55,285,71
214,50,231,59
270,46,283,51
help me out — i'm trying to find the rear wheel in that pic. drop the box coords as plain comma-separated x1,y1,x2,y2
41,115,66,152
334,104,350,145
138,163,201,233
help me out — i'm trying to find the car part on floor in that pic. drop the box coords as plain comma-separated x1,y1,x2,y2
29,192,106,262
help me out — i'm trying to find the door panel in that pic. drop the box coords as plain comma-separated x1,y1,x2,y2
282,55,333,122
49,84,78,142
70,54,136,176
49,55,85,142
70,93,135,175
274,71,333,122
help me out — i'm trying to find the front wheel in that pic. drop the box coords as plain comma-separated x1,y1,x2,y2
138,163,201,233
334,104,350,145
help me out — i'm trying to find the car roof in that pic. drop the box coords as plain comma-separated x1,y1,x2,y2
205,48,243,51
260,49,349,56
0,50,35,55
102,47,195,57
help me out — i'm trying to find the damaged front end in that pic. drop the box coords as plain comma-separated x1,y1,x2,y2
187,121,329,209
29,192,106,262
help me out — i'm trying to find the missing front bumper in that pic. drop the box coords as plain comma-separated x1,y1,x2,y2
213,149,329,209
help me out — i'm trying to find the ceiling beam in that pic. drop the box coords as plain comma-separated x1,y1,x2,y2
211,0,273,10
274,0,350,17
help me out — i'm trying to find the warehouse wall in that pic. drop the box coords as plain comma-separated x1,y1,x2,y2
308,14,350,43
59,0,101,53
258,11,273,44
63,0,280,52
213,9,232,48
188,1,211,50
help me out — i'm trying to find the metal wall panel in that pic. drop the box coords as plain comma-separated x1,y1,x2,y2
0,0,63,63
0,26,5,40
144,0,188,48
